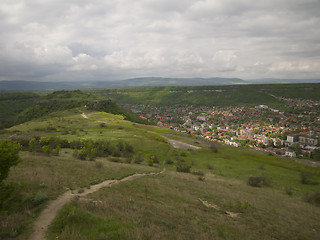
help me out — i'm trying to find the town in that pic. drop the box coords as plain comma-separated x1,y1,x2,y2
124,100,320,161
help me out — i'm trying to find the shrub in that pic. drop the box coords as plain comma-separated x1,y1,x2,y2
285,187,293,196
0,140,20,183
247,176,270,187
303,192,320,206
53,144,61,156
300,170,317,185
33,191,48,206
153,155,159,164
147,158,153,166
198,176,205,181
29,138,37,153
165,157,173,164
125,143,135,154
192,170,205,176
176,159,191,173
42,145,51,156
109,157,120,163
180,152,187,157
95,161,103,169
73,149,79,158
133,155,144,164
210,143,218,153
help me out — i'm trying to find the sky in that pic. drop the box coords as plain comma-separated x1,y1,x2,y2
0,0,320,82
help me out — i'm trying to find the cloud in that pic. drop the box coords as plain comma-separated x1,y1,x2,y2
0,0,320,81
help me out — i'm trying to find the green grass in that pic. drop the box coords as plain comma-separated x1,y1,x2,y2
1,149,156,240
1,109,320,239
48,203,131,240
49,172,320,240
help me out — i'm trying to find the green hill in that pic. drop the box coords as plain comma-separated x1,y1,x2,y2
0,92,39,129
11,90,149,126
90,83,320,109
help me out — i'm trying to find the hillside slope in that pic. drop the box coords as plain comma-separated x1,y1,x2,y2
90,83,320,108
1,109,319,239
12,90,149,126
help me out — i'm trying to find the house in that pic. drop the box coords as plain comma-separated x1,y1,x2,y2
224,140,240,147
239,129,254,138
287,132,311,143
299,136,318,146
287,134,299,143
196,116,206,121
255,105,269,110
285,151,296,158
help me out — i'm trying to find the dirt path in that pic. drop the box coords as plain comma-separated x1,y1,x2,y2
166,139,201,150
81,112,88,119
28,168,165,240
198,198,238,218
145,130,201,151
80,113,200,151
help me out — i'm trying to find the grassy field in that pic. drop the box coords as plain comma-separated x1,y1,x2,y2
48,172,320,240
1,109,320,239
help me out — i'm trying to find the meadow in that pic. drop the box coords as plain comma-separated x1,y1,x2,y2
1,108,320,239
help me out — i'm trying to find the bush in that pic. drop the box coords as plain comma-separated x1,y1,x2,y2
210,143,218,153
153,155,159,164
247,176,270,187
198,176,205,181
180,152,187,157
207,164,213,170
33,191,48,206
176,159,191,173
0,140,21,183
303,192,320,206
133,155,144,164
109,157,120,163
42,145,51,156
192,170,205,176
285,187,293,196
300,170,317,185
165,157,173,164
95,161,103,169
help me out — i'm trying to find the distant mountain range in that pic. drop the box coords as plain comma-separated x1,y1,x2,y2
0,77,319,91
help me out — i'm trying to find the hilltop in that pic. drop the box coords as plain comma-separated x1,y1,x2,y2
0,90,149,129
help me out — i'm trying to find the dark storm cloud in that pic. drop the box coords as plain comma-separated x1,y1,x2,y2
0,0,319,81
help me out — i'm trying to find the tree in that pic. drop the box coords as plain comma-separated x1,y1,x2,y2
29,138,37,153
42,145,51,156
312,149,320,161
292,143,302,155
55,144,61,156
0,140,20,183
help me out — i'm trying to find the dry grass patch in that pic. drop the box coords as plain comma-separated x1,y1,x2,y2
1,150,156,240
48,171,320,240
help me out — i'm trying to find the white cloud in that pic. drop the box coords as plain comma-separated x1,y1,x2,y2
0,0,319,81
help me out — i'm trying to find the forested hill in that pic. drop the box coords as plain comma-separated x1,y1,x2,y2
0,90,149,128
89,83,320,108
0,78,246,91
